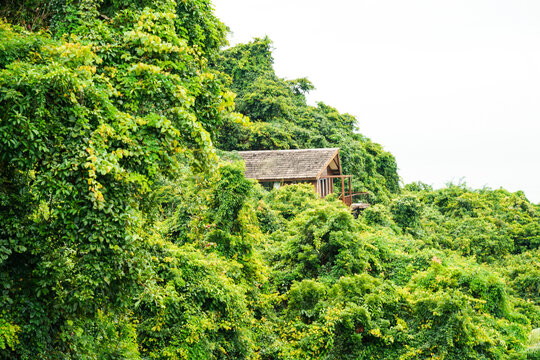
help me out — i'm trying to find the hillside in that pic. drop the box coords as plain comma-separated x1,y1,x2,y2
212,37,399,203
0,1,538,359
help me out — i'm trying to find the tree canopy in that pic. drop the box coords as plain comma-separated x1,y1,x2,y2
0,1,538,359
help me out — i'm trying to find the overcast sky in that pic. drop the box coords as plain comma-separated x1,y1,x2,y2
212,0,540,203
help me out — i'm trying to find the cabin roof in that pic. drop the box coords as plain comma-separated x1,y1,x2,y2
237,148,340,181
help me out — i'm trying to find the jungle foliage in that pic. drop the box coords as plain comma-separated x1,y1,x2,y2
0,1,538,359
212,37,400,203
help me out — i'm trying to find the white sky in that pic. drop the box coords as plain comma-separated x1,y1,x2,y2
212,0,540,204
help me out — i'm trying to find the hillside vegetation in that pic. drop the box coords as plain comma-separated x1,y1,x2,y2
0,1,538,359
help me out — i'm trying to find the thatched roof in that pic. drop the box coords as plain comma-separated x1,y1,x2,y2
237,148,340,181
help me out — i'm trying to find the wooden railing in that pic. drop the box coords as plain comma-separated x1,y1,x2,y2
341,192,369,206
317,175,369,207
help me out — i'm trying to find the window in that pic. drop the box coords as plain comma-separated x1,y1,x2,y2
261,182,273,191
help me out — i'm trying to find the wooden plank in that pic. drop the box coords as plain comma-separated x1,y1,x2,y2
317,175,352,179
351,203,370,209
341,176,345,202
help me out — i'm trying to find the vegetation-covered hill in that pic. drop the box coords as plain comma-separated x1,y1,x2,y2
0,1,538,359
212,37,400,203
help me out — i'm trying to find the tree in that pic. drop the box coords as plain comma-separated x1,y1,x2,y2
0,0,233,356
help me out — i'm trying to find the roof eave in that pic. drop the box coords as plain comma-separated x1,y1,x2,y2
315,148,340,179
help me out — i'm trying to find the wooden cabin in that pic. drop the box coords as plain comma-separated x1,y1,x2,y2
238,148,367,207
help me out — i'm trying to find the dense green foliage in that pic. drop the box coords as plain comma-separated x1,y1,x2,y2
212,37,400,203
0,1,538,359
0,0,234,357
251,184,538,359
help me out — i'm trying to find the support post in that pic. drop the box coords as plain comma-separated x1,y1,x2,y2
341,176,345,202
348,177,352,206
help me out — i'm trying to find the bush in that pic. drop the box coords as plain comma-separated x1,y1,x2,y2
390,195,423,232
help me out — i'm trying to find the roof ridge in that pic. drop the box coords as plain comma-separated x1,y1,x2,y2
237,147,339,153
